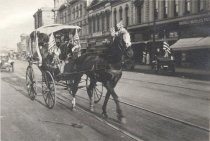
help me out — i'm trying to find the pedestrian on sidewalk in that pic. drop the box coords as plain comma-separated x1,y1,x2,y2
146,52,150,65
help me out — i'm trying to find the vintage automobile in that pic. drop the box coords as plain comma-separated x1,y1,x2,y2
0,54,14,72
151,56,175,74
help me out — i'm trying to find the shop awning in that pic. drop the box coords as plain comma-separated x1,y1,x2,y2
170,37,210,51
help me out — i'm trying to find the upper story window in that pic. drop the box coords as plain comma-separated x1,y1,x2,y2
97,16,100,32
185,0,191,14
76,6,79,18
106,12,110,31
68,7,71,22
198,0,206,12
114,9,117,26
73,7,75,19
154,0,159,20
125,6,129,27
119,7,123,21
80,4,83,17
164,0,168,18
174,0,179,17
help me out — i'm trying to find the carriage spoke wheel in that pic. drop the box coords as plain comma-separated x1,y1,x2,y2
26,66,37,100
86,76,103,104
42,71,56,109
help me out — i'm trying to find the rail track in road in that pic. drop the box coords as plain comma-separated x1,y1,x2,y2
75,87,209,133
121,77,210,94
3,69,209,141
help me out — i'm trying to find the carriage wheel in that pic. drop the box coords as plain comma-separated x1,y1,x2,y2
26,66,37,100
86,76,103,104
42,71,56,109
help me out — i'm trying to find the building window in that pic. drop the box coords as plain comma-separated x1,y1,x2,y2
102,14,105,31
97,16,100,32
114,9,117,26
76,6,79,18
80,4,83,17
154,0,159,20
73,8,75,19
106,13,110,31
64,10,67,23
185,0,191,14
119,7,123,21
164,0,168,18
89,19,92,34
136,4,142,23
60,10,63,24
174,0,179,17
198,0,205,12
125,6,129,27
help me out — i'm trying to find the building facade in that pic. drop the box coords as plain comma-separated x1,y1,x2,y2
52,0,210,69
128,0,210,69
17,34,29,58
33,7,55,29
54,0,91,52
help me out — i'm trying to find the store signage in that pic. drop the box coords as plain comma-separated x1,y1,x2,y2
179,16,210,25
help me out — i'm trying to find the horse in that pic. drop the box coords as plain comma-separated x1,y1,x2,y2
65,30,133,123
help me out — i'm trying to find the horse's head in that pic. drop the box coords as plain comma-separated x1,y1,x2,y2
117,29,133,58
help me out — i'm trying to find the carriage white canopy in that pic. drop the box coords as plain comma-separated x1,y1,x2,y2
29,24,81,67
34,24,81,35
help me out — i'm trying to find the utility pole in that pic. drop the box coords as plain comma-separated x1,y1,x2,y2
152,0,156,60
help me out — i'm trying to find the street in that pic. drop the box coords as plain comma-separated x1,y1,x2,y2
1,60,210,141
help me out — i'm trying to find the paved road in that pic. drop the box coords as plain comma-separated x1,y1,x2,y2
1,60,210,141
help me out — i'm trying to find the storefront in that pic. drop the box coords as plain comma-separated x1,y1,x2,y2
129,12,210,68
171,37,210,69
170,14,210,69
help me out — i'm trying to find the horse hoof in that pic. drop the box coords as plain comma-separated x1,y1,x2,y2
101,113,108,119
120,117,127,124
90,107,94,112
71,107,77,111
118,116,126,124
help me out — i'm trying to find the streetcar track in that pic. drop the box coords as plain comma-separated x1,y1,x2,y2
8,73,210,133
121,77,210,94
76,88,210,132
5,73,210,133
55,93,144,141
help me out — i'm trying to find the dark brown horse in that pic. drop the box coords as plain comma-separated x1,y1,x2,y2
67,30,133,123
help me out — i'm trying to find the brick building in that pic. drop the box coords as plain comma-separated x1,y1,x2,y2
33,7,55,29
54,0,91,52
52,0,210,69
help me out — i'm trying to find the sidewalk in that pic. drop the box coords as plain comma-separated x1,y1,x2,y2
132,64,210,80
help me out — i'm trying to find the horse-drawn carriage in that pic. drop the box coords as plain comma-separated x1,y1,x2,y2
26,23,133,123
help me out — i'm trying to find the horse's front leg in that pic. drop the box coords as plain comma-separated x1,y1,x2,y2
102,91,110,119
105,82,126,124
71,75,82,111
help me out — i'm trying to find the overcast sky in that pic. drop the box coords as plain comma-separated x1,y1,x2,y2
0,0,53,51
